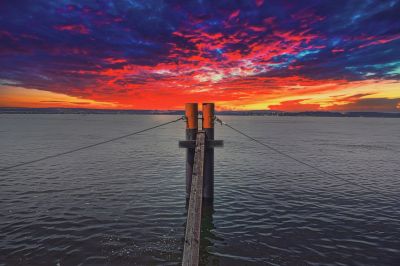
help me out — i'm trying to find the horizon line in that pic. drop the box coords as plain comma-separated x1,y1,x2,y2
1,106,400,114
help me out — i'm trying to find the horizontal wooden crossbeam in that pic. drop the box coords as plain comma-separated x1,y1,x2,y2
179,140,223,148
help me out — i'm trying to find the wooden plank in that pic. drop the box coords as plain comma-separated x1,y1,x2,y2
208,140,223,148
179,140,196,148
179,140,223,148
182,131,205,266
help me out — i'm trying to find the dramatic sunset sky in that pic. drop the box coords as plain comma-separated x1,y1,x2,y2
0,0,399,111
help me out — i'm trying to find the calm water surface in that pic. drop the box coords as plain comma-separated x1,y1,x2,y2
0,114,399,265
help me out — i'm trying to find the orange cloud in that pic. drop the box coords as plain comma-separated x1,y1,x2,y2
0,86,118,109
268,99,322,111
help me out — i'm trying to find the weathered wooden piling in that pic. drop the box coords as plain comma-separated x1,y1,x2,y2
182,131,205,266
185,103,198,199
180,103,222,266
202,103,214,199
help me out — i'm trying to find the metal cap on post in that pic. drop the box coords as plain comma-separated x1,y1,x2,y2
185,103,198,130
202,103,215,131
184,103,198,199
202,103,215,200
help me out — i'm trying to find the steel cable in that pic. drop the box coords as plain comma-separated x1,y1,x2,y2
215,117,398,203
0,116,184,171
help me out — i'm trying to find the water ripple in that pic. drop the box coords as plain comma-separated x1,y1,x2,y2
1,115,399,265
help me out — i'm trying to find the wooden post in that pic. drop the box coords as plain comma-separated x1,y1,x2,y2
180,104,222,266
185,103,198,199
182,131,205,266
202,103,214,199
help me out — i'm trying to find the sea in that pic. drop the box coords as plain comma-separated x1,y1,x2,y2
1,114,399,265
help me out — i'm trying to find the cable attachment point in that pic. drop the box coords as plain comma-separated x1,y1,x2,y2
215,117,224,126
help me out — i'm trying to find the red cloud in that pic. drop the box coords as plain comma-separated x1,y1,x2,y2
332,48,344,53
54,24,90,34
248,26,266,32
358,34,400,49
229,10,240,20
255,0,264,7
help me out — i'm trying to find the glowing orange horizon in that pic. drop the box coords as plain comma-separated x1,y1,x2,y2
1,79,399,112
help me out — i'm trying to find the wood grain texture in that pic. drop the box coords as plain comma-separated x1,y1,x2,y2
182,131,205,266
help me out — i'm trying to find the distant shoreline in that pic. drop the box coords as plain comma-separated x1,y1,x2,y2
0,107,399,118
